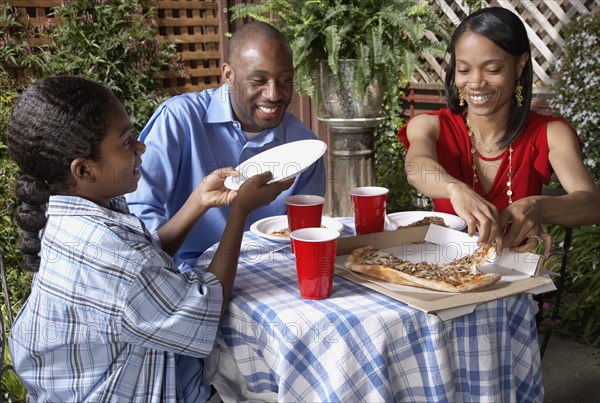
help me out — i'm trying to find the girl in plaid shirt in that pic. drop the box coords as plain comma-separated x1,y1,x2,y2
6,76,291,402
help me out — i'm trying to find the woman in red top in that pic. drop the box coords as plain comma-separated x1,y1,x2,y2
398,7,600,254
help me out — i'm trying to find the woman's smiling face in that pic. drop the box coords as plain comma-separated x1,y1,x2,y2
454,30,528,115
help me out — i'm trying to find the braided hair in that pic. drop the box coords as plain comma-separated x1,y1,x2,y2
7,76,118,271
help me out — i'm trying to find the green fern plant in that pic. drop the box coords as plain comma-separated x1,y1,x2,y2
229,0,447,112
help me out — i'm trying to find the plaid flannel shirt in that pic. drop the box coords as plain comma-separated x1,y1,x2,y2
9,196,222,402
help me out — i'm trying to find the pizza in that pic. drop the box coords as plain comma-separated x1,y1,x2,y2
344,244,500,292
398,216,447,229
270,225,326,238
269,227,291,238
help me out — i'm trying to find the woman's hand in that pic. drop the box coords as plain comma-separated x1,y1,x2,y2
193,167,239,208
448,182,503,249
500,196,551,256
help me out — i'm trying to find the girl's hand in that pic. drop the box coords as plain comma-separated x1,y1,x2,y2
234,171,294,215
193,167,239,208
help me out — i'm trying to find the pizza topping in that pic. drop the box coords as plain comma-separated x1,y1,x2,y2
345,244,500,293
397,216,448,229
269,228,291,237
270,225,328,238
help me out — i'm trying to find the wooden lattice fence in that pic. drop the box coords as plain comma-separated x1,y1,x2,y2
156,0,225,94
1,0,229,94
1,0,58,81
414,0,599,91
2,0,59,47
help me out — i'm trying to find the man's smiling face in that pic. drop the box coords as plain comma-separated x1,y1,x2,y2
223,37,294,133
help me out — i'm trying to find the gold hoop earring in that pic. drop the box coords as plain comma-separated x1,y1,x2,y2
458,89,465,107
515,79,523,107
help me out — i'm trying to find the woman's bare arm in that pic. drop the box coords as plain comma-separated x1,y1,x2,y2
501,121,600,251
404,114,503,247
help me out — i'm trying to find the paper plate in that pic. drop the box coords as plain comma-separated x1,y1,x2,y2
250,215,343,243
224,140,327,190
387,211,466,231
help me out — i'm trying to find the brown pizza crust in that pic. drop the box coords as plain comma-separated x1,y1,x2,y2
453,272,501,292
346,264,460,292
451,244,497,271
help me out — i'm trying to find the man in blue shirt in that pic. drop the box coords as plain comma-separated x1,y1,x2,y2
126,22,326,270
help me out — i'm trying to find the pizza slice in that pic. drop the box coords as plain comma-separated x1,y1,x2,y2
344,244,500,293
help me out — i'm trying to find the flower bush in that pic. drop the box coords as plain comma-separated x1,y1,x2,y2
0,68,31,403
1,0,185,134
0,69,31,314
545,11,600,347
549,11,600,182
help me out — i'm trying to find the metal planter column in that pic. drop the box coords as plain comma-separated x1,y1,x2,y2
318,116,386,217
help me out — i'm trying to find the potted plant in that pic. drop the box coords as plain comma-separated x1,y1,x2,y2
229,0,445,119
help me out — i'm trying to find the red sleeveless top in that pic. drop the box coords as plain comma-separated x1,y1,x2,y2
397,109,579,215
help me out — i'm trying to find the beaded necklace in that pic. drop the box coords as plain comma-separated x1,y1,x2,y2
465,116,513,204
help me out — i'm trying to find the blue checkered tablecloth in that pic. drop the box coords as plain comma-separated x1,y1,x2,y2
199,218,543,402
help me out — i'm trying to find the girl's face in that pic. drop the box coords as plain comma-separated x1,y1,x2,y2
454,31,528,116
92,102,145,202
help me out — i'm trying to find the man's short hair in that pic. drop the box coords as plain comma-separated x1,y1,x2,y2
228,21,291,66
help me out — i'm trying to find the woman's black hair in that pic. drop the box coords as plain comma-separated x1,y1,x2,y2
444,7,533,148
7,76,118,271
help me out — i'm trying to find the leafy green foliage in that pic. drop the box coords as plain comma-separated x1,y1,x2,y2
1,0,182,308
0,70,30,310
543,224,600,347
229,0,448,112
1,0,184,134
549,11,600,183
374,86,417,213
0,69,31,401
541,12,600,348
2,308,28,403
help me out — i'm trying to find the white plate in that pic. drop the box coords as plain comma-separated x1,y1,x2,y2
250,215,344,243
224,140,327,190
387,211,466,231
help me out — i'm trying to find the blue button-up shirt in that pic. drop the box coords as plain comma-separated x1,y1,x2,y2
8,196,222,402
126,84,326,270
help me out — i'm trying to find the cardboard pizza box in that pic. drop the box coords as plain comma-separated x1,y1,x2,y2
335,224,556,321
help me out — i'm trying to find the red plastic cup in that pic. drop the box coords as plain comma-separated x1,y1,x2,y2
285,195,324,251
285,195,324,232
290,227,340,300
349,186,389,235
